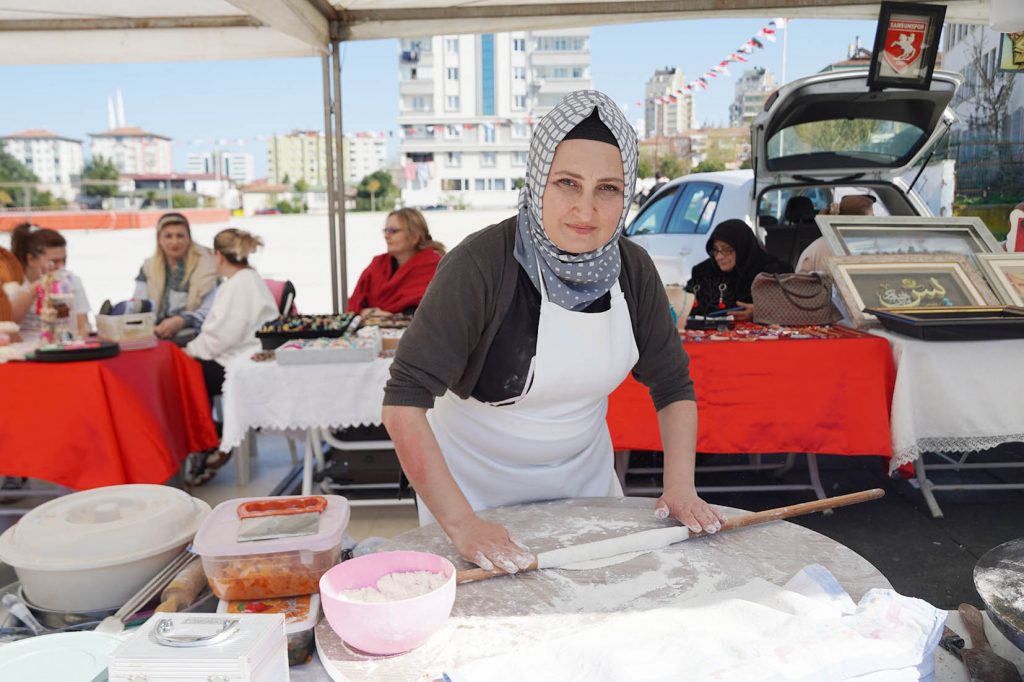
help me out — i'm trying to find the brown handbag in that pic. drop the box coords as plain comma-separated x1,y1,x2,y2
751,272,841,326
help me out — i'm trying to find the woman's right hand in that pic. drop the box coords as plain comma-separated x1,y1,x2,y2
447,514,535,574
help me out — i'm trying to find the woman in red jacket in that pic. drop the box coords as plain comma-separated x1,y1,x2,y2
348,208,445,315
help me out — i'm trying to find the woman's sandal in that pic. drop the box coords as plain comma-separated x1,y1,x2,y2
184,449,233,487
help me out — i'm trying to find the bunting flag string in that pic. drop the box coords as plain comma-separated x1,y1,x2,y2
652,18,787,104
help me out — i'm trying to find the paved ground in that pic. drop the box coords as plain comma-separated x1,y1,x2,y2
624,444,1024,610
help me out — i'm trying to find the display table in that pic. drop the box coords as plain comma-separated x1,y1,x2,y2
0,341,218,490
607,335,896,455
221,356,394,495
873,330,1024,518
314,497,958,680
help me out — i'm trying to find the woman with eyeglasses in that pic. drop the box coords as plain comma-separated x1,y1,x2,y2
347,208,445,316
685,219,792,321
382,91,722,577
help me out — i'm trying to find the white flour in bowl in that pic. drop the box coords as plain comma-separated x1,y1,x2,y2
339,571,448,602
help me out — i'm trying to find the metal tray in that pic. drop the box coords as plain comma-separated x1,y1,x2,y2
974,538,1024,652
864,306,1024,341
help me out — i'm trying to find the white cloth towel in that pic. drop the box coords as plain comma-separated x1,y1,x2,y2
446,565,945,682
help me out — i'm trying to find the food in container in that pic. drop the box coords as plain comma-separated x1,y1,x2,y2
0,485,210,613
218,593,321,665
256,313,356,349
192,494,350,601
319,550,456,655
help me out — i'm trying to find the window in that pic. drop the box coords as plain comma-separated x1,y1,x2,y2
405,96,431,111
511,123,528,138
482,124,496,143
494,178,506,191
474,178,487,191
447,152,461,167
445,38,459,53
441,178,464,191
626,187,679,236
535,36,587,52
512,38,526,52
446,95,460,110
666,183,718,235
480,152,497,167
447,67,459,80
513,95,527,110
513,67,526,80
511,151,527,166
445,125,461,139
481,34,495,116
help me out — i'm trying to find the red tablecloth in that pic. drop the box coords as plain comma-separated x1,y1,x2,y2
0,341,218,490
608,336,896,457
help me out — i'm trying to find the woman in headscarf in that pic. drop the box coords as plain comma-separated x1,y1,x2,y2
382,91,722,575
133,212,218,345
686,219,792,321
347,207,445,315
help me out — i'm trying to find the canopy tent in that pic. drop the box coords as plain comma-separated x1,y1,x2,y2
0,0,994,309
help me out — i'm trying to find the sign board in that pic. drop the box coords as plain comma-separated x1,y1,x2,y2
867,2,946,90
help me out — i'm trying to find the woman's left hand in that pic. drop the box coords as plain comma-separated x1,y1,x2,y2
733,301,754,322
655,486,726,534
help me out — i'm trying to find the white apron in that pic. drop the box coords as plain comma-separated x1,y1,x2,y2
420,269,640,526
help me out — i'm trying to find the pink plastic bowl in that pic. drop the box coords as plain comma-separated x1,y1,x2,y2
319,550,456,655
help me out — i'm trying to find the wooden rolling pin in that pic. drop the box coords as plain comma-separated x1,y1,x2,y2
456,488,884,584
155,557,207,612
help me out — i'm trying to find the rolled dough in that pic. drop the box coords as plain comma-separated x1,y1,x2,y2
537,526,690,570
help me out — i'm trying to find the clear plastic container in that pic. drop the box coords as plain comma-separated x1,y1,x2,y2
192,495,349,601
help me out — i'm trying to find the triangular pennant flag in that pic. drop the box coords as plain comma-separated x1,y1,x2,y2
751,38,764,49
734,52,749,62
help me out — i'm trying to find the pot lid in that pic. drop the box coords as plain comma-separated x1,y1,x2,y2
0,484,210,571
974,538,1024,645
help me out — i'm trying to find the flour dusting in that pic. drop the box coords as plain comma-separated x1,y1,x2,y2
338,570,448,602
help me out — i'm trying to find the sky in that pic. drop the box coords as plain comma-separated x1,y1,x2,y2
0,17,879,177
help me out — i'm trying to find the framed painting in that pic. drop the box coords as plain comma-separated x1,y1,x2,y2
998,32,1024,73
867,2,946,90
827,254,998,328
976,253,1024,306
815,216,1001,259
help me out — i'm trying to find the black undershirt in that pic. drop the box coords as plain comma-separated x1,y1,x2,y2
470,264,611,404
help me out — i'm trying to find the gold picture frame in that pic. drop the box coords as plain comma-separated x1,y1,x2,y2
976,253,1024,306
826,254,998,328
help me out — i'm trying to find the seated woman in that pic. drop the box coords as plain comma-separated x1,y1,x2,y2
134,213,218,345
685,219,792,322
5,224,91,339
347,208,445,315
184,228,279,485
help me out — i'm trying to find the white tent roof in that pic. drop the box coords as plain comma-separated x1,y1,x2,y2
0,0,992,64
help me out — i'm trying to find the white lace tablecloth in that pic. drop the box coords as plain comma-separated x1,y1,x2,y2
872,330,1024,472
220,355,393,450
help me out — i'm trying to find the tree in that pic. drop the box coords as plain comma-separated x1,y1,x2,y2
171,193,199,209
962,31,1017,193
293,178,309,193
356,170,399,211
637,156,654,179
83,155,120,198
739,157,752,170
0,149,38,207
658,156,685,179
693,159,726,174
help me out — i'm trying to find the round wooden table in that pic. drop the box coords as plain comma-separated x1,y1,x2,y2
316,497,893,680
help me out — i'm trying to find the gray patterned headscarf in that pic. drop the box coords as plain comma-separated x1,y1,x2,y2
513,90,639,311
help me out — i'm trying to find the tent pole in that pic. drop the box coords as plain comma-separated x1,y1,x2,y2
332,37,348,309
321,49,340,314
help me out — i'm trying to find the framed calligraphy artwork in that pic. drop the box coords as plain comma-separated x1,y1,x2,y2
827,254,998,328
815,216,1001,260
976,253,1024,306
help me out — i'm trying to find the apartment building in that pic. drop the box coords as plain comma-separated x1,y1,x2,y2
397,29,592,208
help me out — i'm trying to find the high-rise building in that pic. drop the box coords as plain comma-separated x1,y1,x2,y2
2,129,84,200
267,130,332,188
89,126,173,175
187,150,255,185
644,68,696,138
397,29,592,208
729,67,776,128
346,132,388,183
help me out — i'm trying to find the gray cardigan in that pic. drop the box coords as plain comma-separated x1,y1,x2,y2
383,216,696,410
